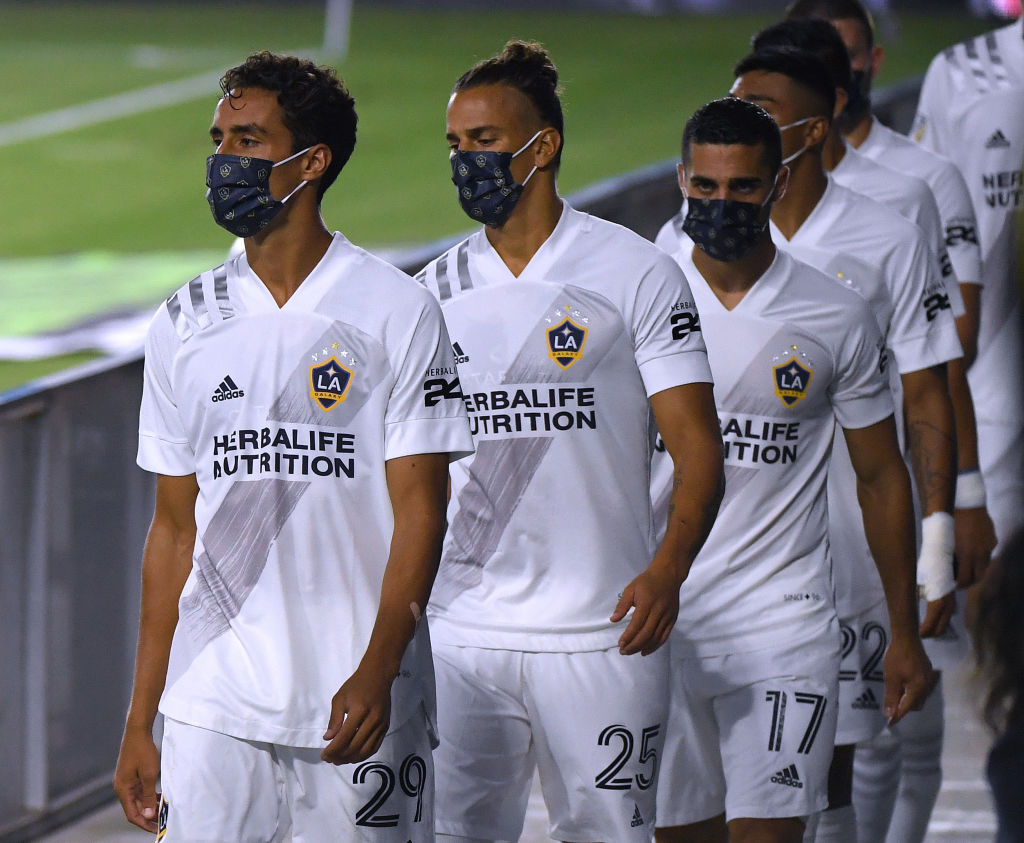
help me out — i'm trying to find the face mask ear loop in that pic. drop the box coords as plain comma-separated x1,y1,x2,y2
512,130,545,159
273,145,316,169
273,146,316,204
280,179,307,204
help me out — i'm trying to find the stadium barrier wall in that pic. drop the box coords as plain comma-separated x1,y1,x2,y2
0,82,918,841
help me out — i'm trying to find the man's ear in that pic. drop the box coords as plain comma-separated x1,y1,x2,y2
677,162,688,195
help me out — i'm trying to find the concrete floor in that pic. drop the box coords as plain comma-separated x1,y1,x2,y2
41,657,995,842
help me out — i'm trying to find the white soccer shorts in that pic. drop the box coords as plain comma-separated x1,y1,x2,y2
656,630,840,828
432,643,669,842
158,708,435,842
836,598,890,745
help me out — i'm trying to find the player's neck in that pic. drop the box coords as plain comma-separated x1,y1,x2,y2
692,237,776,310
819,129,848,172
843,114,873,149
244,205,334,307
484,179,563,278
770,158,828,242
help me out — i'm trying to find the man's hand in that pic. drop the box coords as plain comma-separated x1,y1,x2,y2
919,592,955,638
882,634,936,726
954,506,997,588
321,665,393,765
611,564,680,656
113,728,161,832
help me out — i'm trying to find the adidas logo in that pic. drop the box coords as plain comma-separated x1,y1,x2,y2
852,688,880,710
211,375,245,403
986,129,1012,149
630,803,644,828
452,341,470,365
770,764,804,789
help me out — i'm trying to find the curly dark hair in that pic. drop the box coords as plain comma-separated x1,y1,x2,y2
220,51,357,201
973,529,1024,733
454,39,565,168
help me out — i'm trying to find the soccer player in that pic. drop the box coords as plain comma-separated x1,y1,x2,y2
112,52,474,841
912,15,1024,556
652,95,932,843
721,48,962,843
418,40,724,842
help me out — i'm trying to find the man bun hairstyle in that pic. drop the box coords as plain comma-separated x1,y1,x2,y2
454,39,565,167
682,97,783,176
734,47,837,122
221,51,357,201
752,18,852,95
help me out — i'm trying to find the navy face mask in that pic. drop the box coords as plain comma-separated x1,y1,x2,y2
682,174,777,262
205,146,311,238
450,130,543,227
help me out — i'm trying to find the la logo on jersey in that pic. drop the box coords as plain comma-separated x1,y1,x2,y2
310,357,353,411
773,358,813,407
547,317,587,369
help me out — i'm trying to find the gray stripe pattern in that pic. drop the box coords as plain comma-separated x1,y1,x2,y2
189,274,211,331
986,32,1010,88
964,37,991,94
213,264,233,320
178,477,308,649
435,251,451,302
455,240,472,293
433,288,621,603
164,288,187,341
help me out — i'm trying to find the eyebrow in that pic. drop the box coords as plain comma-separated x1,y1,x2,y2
209,122,270,138
446,124,503,140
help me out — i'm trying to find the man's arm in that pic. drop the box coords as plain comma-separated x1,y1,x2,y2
900,364,957,636
321,452,449,765
611,382,724,657
946,354,998,588
843,417,934,724
113,473,198,832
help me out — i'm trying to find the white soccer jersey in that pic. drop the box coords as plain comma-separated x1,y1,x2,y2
769,179,962,619
859,117,982,289
830,144,965,318
912,20,1024,434
417,201,712,653
666,247,892,659
138,233,474,747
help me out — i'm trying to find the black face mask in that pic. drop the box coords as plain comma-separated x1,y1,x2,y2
450,130,542,227
843,69,872,124
205,147,310,238
682,173,777,262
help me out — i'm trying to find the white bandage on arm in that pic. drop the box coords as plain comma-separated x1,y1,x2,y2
917,511,956,601
954,468,987,510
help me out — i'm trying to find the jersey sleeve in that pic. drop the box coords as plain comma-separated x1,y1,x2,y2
911,53,954,156
652,207,685,252
830,295,895,430
384,292,474,463
630,251,713,397
885,228,964,374
931,161,983,287
918,188,966,317
137,304,195,476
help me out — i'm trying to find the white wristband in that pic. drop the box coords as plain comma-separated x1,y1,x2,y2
954,469,987,510
917,511,956,601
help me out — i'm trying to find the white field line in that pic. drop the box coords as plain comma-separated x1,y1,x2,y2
0,70,224,148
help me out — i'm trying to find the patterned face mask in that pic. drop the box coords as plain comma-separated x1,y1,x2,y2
205,147,311,238
682,173,778,262
450,130,543,227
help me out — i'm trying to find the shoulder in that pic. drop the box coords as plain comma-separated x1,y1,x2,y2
413,234,476,303
778,251,875,317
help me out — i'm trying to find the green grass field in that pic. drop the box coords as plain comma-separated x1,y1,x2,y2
0,2,993,389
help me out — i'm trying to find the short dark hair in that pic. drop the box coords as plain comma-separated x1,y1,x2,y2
454,39,565,167
682,97,782,175
733,47,837,121
221,51,357,201
786,0,875,50
752,18,852,94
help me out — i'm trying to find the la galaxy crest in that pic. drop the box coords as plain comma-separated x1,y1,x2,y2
310,356,353,411
773,357,813,407
547,315,588,369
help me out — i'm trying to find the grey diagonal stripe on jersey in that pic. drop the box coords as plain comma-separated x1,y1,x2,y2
720,327,812,419
267,325,378,428
213,264,234,319
178,477,308,650
433,289,622,602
